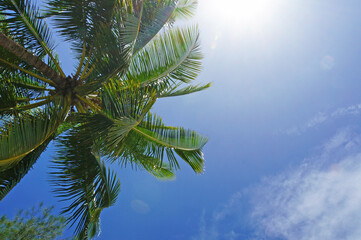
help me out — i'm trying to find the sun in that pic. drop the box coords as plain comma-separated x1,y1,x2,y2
229,0,272,24
203,0,282,30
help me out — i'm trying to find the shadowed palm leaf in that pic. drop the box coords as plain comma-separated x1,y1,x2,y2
51,126,120,239
0,138,51,201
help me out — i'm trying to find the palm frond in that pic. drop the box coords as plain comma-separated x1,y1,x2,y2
133,0,177,53
124,25,202,89
104,132,176,180
0,80,17,112
91,110,207,174
0,71,49,98
96,79,206,174
85,80,157,161
80,113,176,180
0,71,54,116
74,27,133,95
101,79,156,120
51,126,120,239
157,82,212,98
43,0,130,54
170,0,198,21
0,138,51,201
133,113,208,173
0,97,69,168
0,0,55,58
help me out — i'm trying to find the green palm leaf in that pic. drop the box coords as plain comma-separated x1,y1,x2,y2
44,0,135,54
92,80,157,160
43,0,116,49
73,27,133,95
0,138,51,201
97,80,206,174
0,73,49,114
0,0,55,58
170,0,198,21
0,80,17,112
134,113,207,173
125,25,202,89
0,97,69,169
133,0,176,53
77,114,176,180
157,82,212,98
51,126,120,239
101,79,156,120
104,130,176,180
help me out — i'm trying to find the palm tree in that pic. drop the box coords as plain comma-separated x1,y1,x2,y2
0,0,209,238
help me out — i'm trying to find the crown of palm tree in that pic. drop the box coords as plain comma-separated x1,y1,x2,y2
0,0,209,238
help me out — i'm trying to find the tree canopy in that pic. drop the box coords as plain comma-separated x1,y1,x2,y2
0,203,67,240
0,0,209,238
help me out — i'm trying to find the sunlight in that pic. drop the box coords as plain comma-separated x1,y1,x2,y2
199,0,284,49
203,0,283,30
227,0,274,25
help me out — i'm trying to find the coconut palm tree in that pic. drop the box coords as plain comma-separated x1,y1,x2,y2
0,0,209,238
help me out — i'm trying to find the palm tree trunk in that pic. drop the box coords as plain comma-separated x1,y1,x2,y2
0,31,62,85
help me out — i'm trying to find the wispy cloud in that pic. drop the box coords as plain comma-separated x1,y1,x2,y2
191,193,245,240
283,103,361,135
252,128,361,240
192,128,361,240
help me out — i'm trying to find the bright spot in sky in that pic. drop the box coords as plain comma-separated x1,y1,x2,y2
131,200,150,214
204,0,283,29
321,56,335,70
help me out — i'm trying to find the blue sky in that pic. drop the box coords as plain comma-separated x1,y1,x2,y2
3,0,361,239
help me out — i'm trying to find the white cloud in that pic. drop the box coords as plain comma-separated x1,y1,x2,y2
331,104,361,117
282,112,327,135
283,103,361,135
252,128,361,240
192,129,361,240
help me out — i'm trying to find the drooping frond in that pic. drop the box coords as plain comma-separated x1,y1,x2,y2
51,126,120,239
3,73,48,92
0,138,51,201
78,114,176,180
103,128,176,180
133,0,177,53
133,113,208,173
90,110,207,174
0,97,70,169
157,82,212,98
89,80,157,160
170,0,198,21
124,25,202,89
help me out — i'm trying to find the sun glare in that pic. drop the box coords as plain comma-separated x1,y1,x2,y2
204,0,282,30
231,0,271,24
